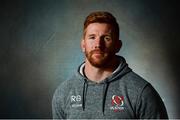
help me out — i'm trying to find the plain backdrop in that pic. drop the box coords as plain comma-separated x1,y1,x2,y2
0,0,179,118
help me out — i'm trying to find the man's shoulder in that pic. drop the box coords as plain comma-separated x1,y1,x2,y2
55,74,78,91
120,71,150,92
123,71,149,85
126,71,149,85
54,73,82,95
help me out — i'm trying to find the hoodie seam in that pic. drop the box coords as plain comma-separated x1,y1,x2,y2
135,83,150,118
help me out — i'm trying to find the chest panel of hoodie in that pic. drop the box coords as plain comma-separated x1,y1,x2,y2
66,80,135,119
66,83,104,119
85,83,104,116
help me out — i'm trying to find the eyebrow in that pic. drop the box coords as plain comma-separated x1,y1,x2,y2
88,33,111,36
87,34,96,37
104,34,111,36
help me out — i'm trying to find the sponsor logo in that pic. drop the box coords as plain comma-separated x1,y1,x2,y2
110,95,125,112
71,95,82,108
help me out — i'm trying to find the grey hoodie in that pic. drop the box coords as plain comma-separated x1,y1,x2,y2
52,56,168,119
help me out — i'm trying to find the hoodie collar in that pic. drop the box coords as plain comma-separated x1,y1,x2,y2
77,56,132,84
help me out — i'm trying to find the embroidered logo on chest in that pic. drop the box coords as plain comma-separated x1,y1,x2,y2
110,95,125,112
71,95,82,108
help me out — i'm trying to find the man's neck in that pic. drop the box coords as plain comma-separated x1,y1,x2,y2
84,56,119,83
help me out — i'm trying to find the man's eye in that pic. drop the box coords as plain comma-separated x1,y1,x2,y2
89,36,95,39
104,36,111,41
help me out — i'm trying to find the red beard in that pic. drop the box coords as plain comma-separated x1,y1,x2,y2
85,49,115,68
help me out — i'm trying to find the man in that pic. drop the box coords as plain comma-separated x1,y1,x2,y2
52,11,168,119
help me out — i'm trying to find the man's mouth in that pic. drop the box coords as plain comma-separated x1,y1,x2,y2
92,50,104,54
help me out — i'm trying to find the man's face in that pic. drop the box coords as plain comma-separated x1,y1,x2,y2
81,23,120,68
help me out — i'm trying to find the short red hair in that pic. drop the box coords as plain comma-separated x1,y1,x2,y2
83,11,119,39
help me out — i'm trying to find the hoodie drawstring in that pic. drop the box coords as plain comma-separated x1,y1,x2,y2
102,82,109,115
82,80,110,115
82,79,88,111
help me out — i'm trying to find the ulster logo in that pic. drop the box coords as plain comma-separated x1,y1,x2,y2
110,95,125,112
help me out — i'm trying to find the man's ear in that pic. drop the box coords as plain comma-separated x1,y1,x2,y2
81,39,85,52
115,40,122,53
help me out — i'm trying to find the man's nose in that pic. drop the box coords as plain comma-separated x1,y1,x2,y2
94,37,104,49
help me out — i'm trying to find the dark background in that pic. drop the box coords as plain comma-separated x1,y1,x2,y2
0,0,179,118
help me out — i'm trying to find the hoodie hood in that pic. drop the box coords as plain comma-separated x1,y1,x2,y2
75,56,132,114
